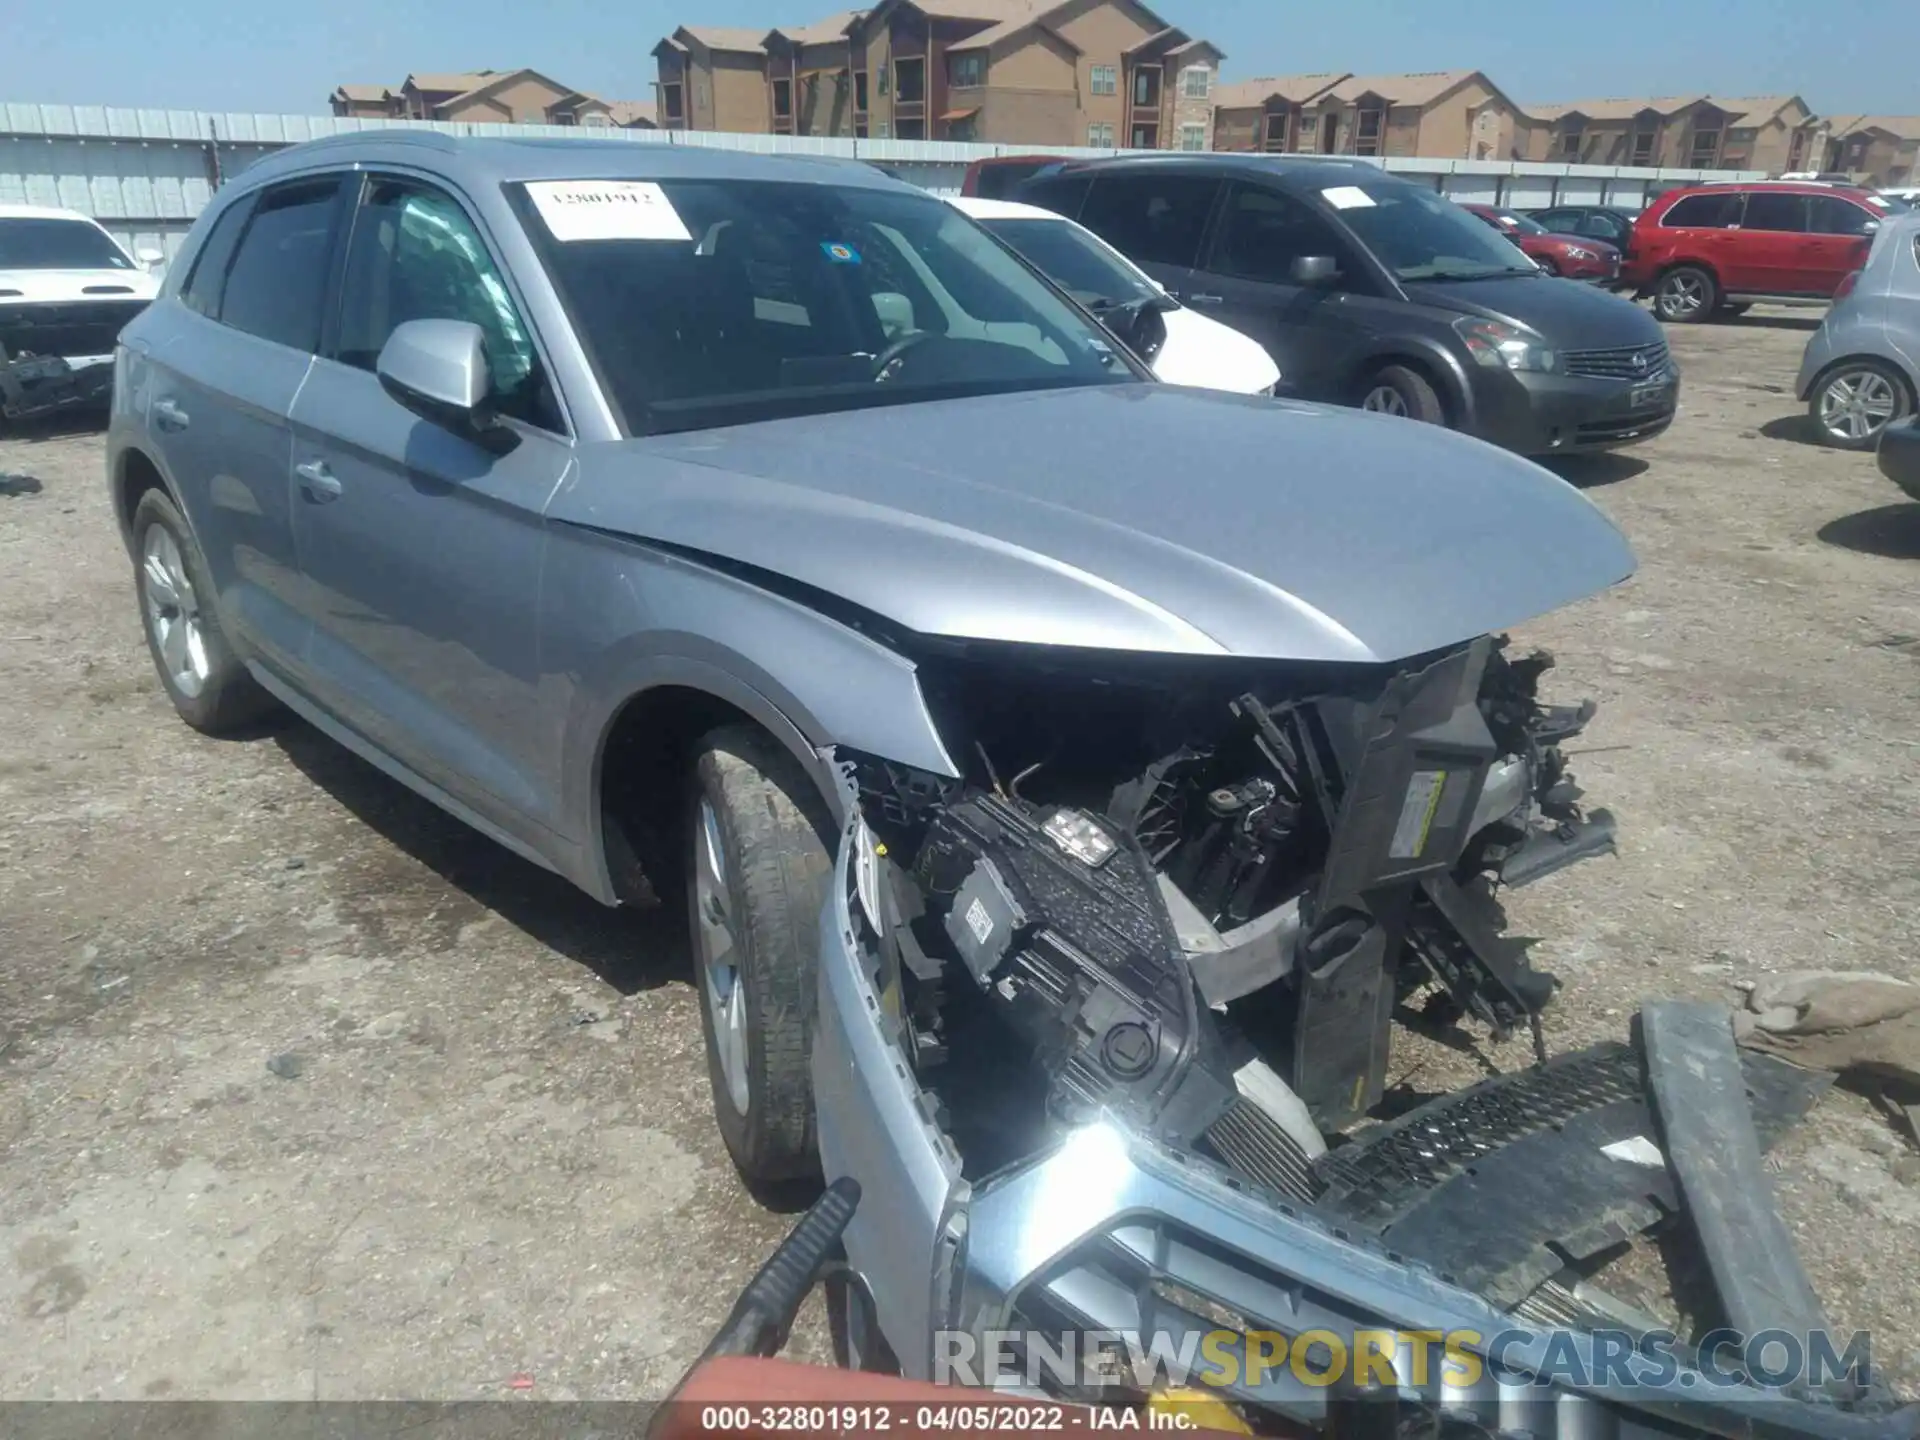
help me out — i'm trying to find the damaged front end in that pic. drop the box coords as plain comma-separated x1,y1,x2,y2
810,634,1908,1439
840,632,1606,1157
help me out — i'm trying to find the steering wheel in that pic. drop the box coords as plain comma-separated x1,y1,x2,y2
871,329,936,382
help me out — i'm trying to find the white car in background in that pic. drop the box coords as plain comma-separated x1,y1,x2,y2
1,204,164,373
949,195,1282,396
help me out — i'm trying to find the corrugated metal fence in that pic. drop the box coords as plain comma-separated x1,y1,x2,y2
1,100,1765,261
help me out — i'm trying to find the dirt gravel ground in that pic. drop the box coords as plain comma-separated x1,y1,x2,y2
3,308,1919,1401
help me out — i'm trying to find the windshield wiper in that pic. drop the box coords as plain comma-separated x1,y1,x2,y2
1409,267,1535,282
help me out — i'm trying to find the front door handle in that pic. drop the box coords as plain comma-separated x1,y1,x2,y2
152,397,189,432
295,458,343,503
1187,292,1225,306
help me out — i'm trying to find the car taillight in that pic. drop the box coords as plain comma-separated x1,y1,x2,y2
1834,270,1862,300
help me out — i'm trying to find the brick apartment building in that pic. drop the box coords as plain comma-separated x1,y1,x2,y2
652,0,1225,149
1516,95,1813,172
329,70,655,128
1210,70,1526,160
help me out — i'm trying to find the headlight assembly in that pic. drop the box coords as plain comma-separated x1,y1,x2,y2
1454,316,1558,373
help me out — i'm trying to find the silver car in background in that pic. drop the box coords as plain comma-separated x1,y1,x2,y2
1797,205,1920,448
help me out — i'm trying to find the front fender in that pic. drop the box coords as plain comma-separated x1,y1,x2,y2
548,531,959,902
1351,335,1476,428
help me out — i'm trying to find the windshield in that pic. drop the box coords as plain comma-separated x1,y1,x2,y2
1326,183,1537,281
976,216,1160,311
0,217,135,271
513,178,1140,437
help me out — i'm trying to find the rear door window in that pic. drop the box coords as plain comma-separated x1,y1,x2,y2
1077,174,1221,269
1661,192,1743,228
218,177,344,352
1741,193,1808,232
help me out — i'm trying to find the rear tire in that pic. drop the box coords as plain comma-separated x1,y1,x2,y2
1358,364,1446,426
1808,360,1913,450
1653,265,1717,323
130,488,279,735
688,724,833,1185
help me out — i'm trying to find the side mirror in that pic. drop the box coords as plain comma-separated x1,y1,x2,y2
135,245,166,271
376,319,502,444
1290,254,1339,286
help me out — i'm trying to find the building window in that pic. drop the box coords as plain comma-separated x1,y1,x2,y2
1133,66,1160,108
581,112,611,127
1090,64,1116,96
1354,107,1383,156
1688,126,1721,167
949,52,984,87
1559,126,1582,159
1131,122,1158,148
1787,130,1808,169
1630,126,1655,165
855,119,869,137
1181,66,1211,100
661,83,684,121
895,57,925,103
1180,122,1206,151
772,78,793,118
876,119,890,137
1088,121,1114,147
947,112,978,141
854,71,868,110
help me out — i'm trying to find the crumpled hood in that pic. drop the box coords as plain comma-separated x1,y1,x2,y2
554,384,1636,664
0,267,159,302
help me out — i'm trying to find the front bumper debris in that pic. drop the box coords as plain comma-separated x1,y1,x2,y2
0,347,115,421
817,845,1917,1439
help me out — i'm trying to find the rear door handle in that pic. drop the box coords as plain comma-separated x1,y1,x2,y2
1188,292,1225,307
295,458,342,503
152,397,189,432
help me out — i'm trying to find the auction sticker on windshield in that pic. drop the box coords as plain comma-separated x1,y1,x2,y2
1321,186,1377,210
526,180,692,242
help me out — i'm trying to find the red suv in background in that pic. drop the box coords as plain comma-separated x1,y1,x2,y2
1622,181,1893,322
1460,203,1623,282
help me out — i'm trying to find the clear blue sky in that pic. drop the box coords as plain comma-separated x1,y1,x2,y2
4,0,1915,117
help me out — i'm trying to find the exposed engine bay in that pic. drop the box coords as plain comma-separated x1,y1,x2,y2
841,634,1618,1191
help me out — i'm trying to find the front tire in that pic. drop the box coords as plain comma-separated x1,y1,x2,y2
1358,364,1446,425
1809,360,1912,450
1653,265,1717,323
688,725,833,1185
131,488,278,735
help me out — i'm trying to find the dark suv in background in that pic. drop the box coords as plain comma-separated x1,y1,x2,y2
1622,180,1893,321
1015,155,1677,456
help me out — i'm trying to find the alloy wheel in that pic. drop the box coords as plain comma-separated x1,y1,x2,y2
1818,370,1900,443
1658,272,1707,319
141,526,211,698
1361,385,1409,417
694,796,751,1115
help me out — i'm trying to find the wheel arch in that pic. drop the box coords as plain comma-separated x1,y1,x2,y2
1351,345,1467,429
1804,353,1918,410
111,444,181,554
571,625,956,909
